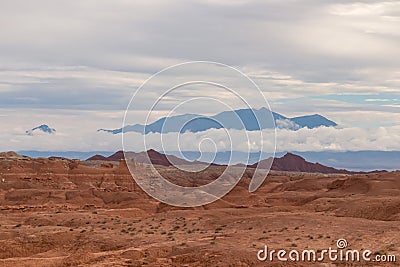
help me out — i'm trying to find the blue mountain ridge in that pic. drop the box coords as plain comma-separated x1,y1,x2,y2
98,107,337,134
26,124,56,135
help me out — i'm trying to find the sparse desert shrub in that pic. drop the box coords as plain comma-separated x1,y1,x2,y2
387,244,395,251
374,250,387,256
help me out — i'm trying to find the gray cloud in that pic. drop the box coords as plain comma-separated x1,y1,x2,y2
0,0,399,151
1,0,399,73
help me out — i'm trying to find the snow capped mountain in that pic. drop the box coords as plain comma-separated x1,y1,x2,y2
98,108,337,135
26,124,56,136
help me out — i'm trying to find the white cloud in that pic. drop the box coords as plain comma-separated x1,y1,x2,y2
3,119,400,153
274,126,400,152
275,119,300,130
365,98,391,102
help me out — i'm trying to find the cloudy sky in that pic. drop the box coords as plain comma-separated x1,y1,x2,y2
0,0,399,152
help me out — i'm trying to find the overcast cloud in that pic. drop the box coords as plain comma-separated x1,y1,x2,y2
0,0,399,152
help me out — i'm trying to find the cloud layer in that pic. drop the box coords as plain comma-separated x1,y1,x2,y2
3,123,400,153
0,0,399,152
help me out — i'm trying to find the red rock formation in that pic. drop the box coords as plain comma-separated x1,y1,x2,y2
250,152,353,174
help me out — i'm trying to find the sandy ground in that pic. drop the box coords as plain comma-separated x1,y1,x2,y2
0,157,399,266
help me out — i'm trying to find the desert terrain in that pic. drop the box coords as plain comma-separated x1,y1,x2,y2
0,152,399,266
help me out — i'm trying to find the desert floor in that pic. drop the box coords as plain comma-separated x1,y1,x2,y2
0,157,399,266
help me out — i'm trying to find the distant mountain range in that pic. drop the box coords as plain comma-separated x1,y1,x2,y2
87,149,221,167
26,124,56,135
17,150,400,171
87,149,356,174
98,107,337,134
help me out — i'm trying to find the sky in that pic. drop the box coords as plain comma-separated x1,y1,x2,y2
0,0,399,153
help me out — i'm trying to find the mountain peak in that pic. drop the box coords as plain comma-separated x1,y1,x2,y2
99,107,337,135
282,152,305,160
0,151,28,159
146,149,160,155
26,124,56,136
250,152,352,174
290,114,337,128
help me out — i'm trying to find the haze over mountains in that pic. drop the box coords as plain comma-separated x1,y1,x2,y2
98,107,337,134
